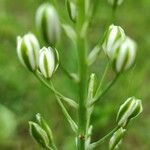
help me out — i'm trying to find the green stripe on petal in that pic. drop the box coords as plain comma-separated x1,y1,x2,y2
20,41,33,71
41,9,49,44
43,54,50,78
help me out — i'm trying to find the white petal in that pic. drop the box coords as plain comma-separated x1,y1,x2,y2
24,35,36,70
116,42,127,72
107,26,118,56
47,47,55,77
36,4,46,29
28,33,40,65
17,36,25,65
39,50,47,78
46,5,60,44
124,38,137,70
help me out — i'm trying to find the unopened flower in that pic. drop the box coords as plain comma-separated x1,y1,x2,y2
36,3,60,46
116,97,143,127
108,0,124,6
29,121,50,149
38,47,59,79
36,114,54,145
66,0,76,22
102,24,126,58
109,127,126,150
113,37,137,73
17,33,40,71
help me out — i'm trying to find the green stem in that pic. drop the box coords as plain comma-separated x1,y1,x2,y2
89,74,120,106
55,95,78,133
51,142,57,150
46,146,54,150
76,0,88,150
77,36,87,150
95,63,110,97
89,126,119,149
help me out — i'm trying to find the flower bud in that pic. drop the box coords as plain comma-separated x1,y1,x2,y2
108,0,124,6
114,37,137,73
102,24,126,58
29,121,50,148
36,3,60,46
109,127,126,150
38,47,59,79
36,113,53,143
116,97,143,127
67,0,76,22
17,33,40,71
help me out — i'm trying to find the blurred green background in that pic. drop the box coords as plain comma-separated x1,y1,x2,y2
0,0,149,149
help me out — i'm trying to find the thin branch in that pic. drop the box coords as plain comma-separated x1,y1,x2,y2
88,74,120,106
55,95,78,133
88,126,119,150
34,71,78,109
95,63,110,98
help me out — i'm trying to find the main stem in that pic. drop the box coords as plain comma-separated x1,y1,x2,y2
77,37,87,150
76,1,87,150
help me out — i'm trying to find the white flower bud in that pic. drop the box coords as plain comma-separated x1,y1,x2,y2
109,127,126,150
116,97,143,127
102,24,126,59
38,47,59,79
29,121,50,149
17,33,40,71
36,113,53,143
108,0,124,6
102,25,126,58
67,0,76,22
36,3,60,46
114,37,137,73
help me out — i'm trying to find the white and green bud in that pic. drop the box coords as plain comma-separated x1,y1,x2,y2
29,121,50,149
36,113,54,143
109,127,126,150
102,24,126,59
67,0,76,22
116,97,143,127
113,37,137,73
36,3,60,46
102,25,137,73
108,0,124,6
38,47,59,79
17,33,40,71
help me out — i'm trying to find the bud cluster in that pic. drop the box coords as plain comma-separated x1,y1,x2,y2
17,33,59,79
109,97,143,150
102,24,137,73
17,3,61,79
